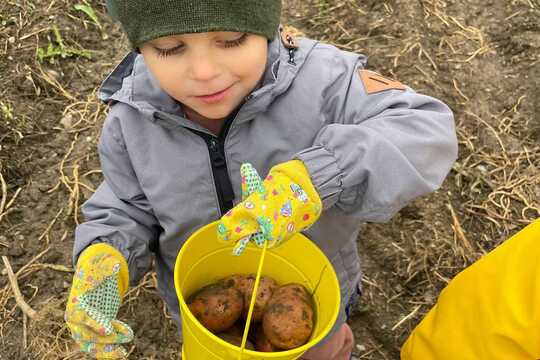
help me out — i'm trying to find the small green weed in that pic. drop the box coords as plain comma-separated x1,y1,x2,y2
36,26,92,64
74,1,108,40
0,101,14,121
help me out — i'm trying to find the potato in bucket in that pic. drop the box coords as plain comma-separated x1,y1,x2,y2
174,221,340,360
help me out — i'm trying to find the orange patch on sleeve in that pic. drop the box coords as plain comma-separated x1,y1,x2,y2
358,70,407,94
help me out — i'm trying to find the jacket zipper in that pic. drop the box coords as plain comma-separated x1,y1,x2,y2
188,108,239,215
154,102,249,216
208,134,234,215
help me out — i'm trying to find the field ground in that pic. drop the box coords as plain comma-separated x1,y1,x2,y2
0,0,539,359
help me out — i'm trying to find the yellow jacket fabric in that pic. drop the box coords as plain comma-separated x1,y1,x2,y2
401,219,540,359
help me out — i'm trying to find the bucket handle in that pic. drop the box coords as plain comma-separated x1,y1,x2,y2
310,264,328,298
238,240,269,359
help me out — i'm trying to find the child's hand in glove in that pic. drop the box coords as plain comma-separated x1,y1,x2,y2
217,160,322,256
65,243,133,359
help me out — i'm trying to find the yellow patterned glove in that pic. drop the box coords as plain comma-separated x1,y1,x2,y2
65,243,133,359
217,160,322,255
401,219,540,360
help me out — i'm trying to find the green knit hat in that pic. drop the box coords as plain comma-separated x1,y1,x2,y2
106,0,282,49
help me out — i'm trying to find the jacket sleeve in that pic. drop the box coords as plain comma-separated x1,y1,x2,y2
401,219,540,360
295,53,458,222
73,105,161,284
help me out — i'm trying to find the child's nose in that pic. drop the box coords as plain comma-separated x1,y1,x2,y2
188,54,220,82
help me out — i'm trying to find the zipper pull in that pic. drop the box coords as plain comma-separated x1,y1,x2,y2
209,138,219,151
209,138,226,167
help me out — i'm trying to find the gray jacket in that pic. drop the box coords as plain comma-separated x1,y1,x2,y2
74,30,458,333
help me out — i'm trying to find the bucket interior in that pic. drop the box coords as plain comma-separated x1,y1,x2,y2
174,222,340,360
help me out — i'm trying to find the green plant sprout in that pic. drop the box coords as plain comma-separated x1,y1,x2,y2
36,25,92,64
74,1,109,40
0,101,14,121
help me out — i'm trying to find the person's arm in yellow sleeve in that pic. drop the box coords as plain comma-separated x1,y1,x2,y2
401,218,540,360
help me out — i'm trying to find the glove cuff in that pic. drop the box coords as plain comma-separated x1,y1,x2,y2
77,243,130,297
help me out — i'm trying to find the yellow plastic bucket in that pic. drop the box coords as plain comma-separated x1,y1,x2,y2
174,221,340,360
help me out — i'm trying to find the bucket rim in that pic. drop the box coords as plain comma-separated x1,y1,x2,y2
173,221,341,357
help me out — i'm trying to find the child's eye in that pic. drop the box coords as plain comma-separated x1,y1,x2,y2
220,33,248,48
154,33,247,58
155,44,184,58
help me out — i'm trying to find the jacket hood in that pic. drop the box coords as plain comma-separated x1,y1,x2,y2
98,27,318,131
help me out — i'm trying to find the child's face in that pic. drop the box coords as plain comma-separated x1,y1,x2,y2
140,32,268,122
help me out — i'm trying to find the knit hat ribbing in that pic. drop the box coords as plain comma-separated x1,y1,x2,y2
106,0,282,49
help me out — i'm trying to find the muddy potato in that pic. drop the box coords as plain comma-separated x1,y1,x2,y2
253,324,281,352
241,275,278,321
223,274,277,322
216,332,255,350
274,283,312,303
222,274,252,294
262,283,314,350
187,281,244,333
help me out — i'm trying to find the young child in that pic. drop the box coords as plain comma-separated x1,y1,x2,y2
64,1,458,359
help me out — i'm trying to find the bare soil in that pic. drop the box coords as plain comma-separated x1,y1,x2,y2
0,0,538,359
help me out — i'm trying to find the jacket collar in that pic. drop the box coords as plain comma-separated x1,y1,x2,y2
98,27,318,133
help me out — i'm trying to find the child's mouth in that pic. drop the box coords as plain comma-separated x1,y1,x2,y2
194,85,232,104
